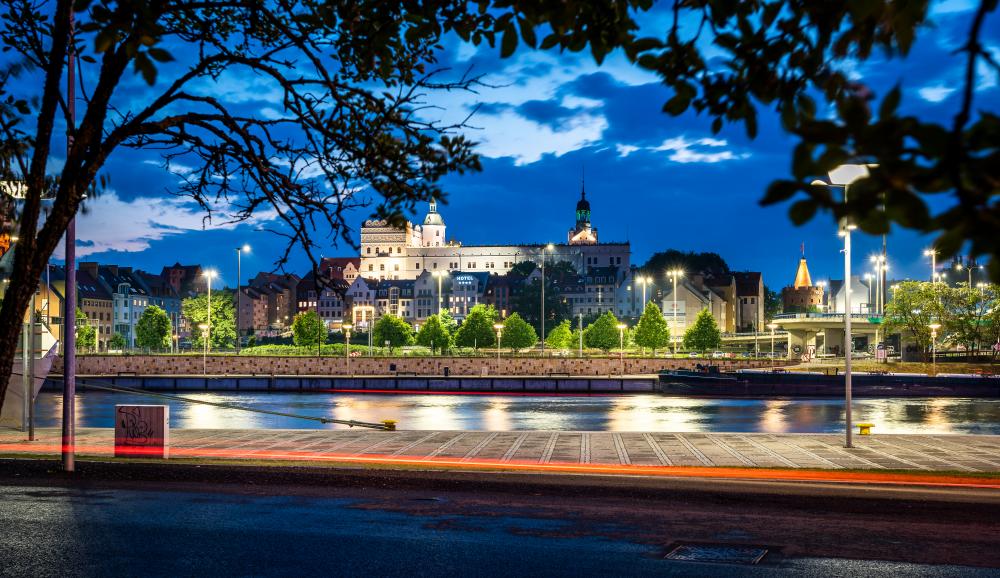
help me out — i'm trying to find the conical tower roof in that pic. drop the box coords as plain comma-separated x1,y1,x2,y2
793,258,813,289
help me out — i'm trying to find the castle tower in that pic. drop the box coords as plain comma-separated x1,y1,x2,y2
567,176,598,245
421,200,446,247
781,244,824,313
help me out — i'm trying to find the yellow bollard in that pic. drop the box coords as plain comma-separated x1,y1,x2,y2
381,420,397,431
857,423,874,436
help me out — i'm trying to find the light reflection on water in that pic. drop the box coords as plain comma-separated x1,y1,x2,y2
32,391,1000,434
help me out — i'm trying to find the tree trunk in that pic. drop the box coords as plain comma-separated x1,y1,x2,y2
0,261,43,410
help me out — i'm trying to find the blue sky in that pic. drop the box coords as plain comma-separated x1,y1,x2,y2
54,0,999,290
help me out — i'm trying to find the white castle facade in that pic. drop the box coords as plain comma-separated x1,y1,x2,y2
358,186,630,281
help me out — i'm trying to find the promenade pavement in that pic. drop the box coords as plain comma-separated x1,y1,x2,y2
2,427,1000,472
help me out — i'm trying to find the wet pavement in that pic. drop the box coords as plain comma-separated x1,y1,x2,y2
4,427,1000,472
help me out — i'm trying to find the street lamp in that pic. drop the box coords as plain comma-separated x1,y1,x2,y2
864,272,874,313
235,245,249,354
666,269,684,356
198,323,209,375
924,249,938,282
432,271,445,316
343,323,353,375
637,275,651,308
577,313,584,358
203,270,218,353
493,323,504,368
928,322,941,374
767,322,779,358
617,323,627,375
540,243,554,353
956,262,982,287
814,162,871,449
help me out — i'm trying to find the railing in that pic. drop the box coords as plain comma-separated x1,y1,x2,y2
774,313,882,321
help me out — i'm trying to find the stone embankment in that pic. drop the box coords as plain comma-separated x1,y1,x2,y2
53,354,787,377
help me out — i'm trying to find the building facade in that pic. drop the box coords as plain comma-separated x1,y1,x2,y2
358,191,630,282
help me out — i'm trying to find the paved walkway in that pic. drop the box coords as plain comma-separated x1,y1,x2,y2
3,428,1000,472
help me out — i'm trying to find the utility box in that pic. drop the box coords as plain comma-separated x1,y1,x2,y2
114,405,169,458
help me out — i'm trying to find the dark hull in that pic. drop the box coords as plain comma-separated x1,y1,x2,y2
658,370,1000,398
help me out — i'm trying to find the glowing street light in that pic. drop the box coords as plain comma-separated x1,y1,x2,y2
666,269,684,356
235,245,249,354
928,322,941,373
924,248,938,282
343,323,353,375
540,243,554,353
814,162,871,449
432,270,446,316
493,322,504,367
202,269,218,353
767,322,779,358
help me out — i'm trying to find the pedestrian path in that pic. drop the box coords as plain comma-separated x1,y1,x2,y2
3,428,1000,473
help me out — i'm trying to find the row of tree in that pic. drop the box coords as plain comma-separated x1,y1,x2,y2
883,282,1000,356
287,301,723,355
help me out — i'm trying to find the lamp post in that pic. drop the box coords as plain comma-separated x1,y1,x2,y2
617,323,627,375
638,276,650,307
203,270,217,353
343,323,353,375
493,323,503,370
667,269,684,356
864,273,874,313
578,313,584,357
814,162,870,449
767,322,778,358
540,243,553,352
929,322,941,374
235,245,249,354
924,249,937,283
432,271,445,316
198,323,209,375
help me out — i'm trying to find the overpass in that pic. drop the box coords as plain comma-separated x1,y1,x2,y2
770,313,883,360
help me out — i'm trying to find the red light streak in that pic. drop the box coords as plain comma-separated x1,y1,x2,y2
2,440,998,489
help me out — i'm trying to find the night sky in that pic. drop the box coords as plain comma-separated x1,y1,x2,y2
51,0,999,290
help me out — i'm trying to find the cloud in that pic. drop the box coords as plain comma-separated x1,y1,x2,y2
53,190,278,258
918,84,957,102
650,136,750,163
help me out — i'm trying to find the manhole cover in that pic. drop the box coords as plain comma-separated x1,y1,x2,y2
665,543,768,565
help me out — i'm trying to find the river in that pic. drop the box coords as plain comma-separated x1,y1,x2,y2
31,391,1000,434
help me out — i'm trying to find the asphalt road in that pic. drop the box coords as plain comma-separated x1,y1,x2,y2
1,463,999,577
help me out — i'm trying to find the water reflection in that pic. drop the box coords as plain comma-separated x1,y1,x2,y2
31,391,1000,434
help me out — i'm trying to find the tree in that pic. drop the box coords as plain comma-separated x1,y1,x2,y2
500,313,538,352
510,274,572,336
3,1,628,415
683,309,722,355
292,310,326,348
545,320,572,349
454,304,498,349
182,290,237,350
135,305,171,351
109,333,126,351
633,302,671,355
372,315,414,352
764,286,782,322
940,285,993,355
439,311,458,337
882,281,946,358
584,312,621,352
416,314,452,354
1,2,994,414
641,250,729,280
75,308,95,353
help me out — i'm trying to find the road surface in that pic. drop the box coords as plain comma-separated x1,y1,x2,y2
0,461,998,577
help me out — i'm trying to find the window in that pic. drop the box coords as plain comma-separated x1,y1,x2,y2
380,264,385,271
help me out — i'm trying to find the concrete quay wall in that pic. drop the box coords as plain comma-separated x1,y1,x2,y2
53,355,788,377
